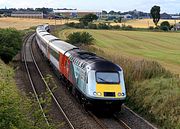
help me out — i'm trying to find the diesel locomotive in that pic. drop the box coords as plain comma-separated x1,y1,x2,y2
36,25,126,111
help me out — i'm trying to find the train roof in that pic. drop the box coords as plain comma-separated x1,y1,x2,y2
37,25,78,54
50,40,78,54
36,25,122,71
43,35,59,42
69,50,122,71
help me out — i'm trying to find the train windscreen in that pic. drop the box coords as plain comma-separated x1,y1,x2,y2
96,72,120,84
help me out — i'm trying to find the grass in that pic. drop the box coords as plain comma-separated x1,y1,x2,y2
0,59,58,128
56,29,180,74
129,77,180,129
0,59,32,128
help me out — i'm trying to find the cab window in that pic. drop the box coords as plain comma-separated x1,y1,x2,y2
96,72,120,84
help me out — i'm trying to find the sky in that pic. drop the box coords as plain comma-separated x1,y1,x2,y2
0,0,180,14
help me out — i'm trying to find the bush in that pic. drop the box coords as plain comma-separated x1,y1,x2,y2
128,77,180,129
114,20,117,23
67,32,94,45
0,60,57,129
79,13,98,26
111,25,121,30
74,23,85,29
66,22,75,27
149,26,154,30
0,28,22,63
98,23,110,29
118,17,122,23
0,60,31,129
88,23,97,29
122,24,133,30
160,26,169,31
160,21,170,31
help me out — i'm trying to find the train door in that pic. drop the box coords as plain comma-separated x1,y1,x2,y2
64,57,70,78
59,53,64,73
47,44,50,60
61,55,70,78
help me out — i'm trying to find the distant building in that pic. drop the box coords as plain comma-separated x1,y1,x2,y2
160,13,172,19
11,11,43,18
171,15,180,19
54,9,101,18
123,14,133,19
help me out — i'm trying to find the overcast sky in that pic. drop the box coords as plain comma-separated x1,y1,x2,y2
0,0,180,13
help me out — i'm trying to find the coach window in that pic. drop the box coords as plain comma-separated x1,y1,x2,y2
65,60,68,68
50,47,59,61
42,41,46,48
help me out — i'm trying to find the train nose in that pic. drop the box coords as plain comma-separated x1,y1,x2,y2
95,83,124,98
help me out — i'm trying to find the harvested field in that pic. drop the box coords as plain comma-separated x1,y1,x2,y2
0,17,77,30
110,19,180,28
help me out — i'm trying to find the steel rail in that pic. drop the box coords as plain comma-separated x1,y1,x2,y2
113,114,132,129
23,33,50,126
30,35,75,129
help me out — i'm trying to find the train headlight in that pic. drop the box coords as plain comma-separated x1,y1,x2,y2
93,92,97,96
118,92,126,96
97,92,102,96
122,92,125,96
93,92,102,96
118,92,122,96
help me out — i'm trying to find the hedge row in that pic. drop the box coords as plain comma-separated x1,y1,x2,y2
0,28,22,64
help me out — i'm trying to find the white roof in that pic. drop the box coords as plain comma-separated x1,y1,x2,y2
54,9,101,13
49,40,78,55
37,25,78,55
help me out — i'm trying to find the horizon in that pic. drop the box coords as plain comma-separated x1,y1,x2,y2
0,0,180,14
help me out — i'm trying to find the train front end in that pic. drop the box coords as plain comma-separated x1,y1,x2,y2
85,61,126,111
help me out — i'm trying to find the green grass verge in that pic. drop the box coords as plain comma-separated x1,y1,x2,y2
0,60,55,129
0,60,32,128
128,77,180,129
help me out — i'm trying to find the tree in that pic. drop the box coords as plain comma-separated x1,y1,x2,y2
102,10,107,14
0,28,22,63
35,7,53,14
109,10,116,15
79,13,98,26
150,5,160,26
160,21,170,31
67,32,94,45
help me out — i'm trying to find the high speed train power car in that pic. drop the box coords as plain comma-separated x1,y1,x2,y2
36,25,126,111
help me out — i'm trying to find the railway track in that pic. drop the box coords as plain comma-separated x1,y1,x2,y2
23,33,132,129
22,33,75,129
21,32,157,129
87,110,132,129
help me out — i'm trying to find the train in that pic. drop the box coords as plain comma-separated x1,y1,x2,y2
36,24,126,111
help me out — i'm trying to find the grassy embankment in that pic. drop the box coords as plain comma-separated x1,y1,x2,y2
0,59,32,128
55,28,180,129
0,27,56,128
